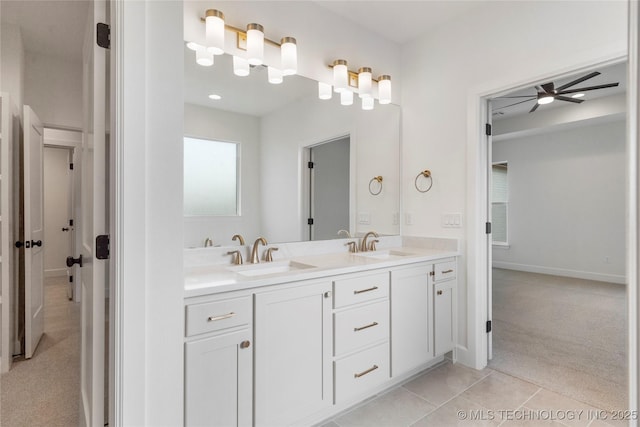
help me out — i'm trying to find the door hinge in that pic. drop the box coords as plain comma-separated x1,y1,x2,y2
485,222,492,234
97,23,111,49
96,235,110,260
307,218,314,225
485,123,492,136
69,275,73,283
69,219,74,227
308,161,314,169
429,271,435,277
69,163,74,170
486,320,492,333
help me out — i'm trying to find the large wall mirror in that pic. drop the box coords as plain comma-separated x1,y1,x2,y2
184,47,401,248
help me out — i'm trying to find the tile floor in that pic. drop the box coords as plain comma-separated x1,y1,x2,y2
320,362,627,427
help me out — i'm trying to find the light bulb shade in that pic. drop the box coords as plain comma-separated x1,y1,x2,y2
318,82,332,100
246,23,264,66
378,75,391,104
268,67,283,84
362,96,374,110
537,95,554,104
281,37,297,76
186,41,201,51
358,67,372,98
340,90,354,106
333,59,348,93
196,47,214,66
205,9,225,55
233,56,250,76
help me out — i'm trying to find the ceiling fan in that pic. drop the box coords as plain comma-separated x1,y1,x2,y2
497,71,619,113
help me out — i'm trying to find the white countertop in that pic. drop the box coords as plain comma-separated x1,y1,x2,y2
184,246,459,298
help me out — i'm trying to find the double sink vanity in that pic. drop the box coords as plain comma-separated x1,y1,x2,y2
184,236,459,426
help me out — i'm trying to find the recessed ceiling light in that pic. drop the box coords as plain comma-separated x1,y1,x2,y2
571,93,585,98
209,94,222,100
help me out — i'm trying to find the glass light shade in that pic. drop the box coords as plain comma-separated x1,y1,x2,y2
268,67,283,84
358,67,372,98
537,95,554,104
196,47,214,67
340,90,354,106
318,82,332,100
233,56,250,77
378,75,392,104
205,9,225,55
362,96,374,110
186,41,201,51
246,23,264,66
333,60,348,93
281,37,297,76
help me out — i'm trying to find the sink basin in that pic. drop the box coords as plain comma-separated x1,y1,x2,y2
227,260,316,277
354,250,415,260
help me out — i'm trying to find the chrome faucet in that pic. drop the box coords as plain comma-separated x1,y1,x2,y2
360,231,379,252
232,234,245,245
250,237,267,264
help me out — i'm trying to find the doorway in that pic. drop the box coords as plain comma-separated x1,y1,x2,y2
485,62,628,411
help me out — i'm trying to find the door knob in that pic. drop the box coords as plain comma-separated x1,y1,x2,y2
66,255,83,268
15,241,24,248
31,240,42,247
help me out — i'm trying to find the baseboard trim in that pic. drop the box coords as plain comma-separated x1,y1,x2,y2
45,269,67,278
492,261,626,284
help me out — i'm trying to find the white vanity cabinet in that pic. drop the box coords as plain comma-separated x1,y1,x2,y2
433,259,457,356
184,295,253,427
254,280,333,427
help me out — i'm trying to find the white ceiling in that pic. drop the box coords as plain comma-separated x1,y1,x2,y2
492,61,627,120
1,0,89,62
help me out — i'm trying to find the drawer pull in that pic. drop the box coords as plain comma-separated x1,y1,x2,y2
354,321,379,332
441,269,454,274
208,312,236,322
437,290,443,295
354,286,379,295
354,364,379,378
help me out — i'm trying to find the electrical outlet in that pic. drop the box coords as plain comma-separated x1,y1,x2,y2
392,212,399,225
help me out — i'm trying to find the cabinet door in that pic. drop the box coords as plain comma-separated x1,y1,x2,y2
390,264,433,377
434,279,456,356
254,281,333,426
185,330,252,427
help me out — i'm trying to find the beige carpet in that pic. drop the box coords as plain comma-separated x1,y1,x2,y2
0,276,80,426
489,268,627,412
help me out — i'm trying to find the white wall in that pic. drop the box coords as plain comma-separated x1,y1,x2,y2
183,103,261,247
43,147,71,276
492,119,626,283
24,52,82,130
400,0,627,367
1,23,25,116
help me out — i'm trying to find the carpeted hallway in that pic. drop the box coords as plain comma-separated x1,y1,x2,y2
0,276,80,426
489,268,627,412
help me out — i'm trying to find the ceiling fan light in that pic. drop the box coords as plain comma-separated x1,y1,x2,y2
537,95,554,105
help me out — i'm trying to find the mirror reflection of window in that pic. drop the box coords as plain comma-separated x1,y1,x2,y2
184,137,239,216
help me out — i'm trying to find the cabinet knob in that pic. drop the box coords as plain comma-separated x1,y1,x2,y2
437,290,443,296
324,291,331,298
240,340,251,349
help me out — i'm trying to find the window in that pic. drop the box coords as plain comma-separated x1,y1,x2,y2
183,137,239,216
491,162,508,245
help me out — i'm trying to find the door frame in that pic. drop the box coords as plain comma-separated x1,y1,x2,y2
466,53,634,408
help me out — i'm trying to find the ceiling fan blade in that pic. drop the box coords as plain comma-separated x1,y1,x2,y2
494,98,537,110
529,103,540,113
557,82,620,94
555,95,584,103
555,71,600,91
535,85,544,93
540,82,555,93
494,95,537,99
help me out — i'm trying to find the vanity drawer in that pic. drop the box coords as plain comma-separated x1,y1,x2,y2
334,342,390,404
434,260,456,282
334,300,389,356
185,296,251,337
333,272,389,308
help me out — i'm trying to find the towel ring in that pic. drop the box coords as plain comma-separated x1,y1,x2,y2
369,176,383,196
415,170,433,193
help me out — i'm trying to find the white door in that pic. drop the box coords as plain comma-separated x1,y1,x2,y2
78,0,108,425
23,105,45,360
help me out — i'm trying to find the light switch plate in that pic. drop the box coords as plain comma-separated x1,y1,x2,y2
442,213,462,228
358,212,371,225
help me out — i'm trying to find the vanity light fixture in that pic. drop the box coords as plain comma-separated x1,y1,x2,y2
358,67,372,98
281,37,297,75
196,46,214,66
318,82,332,100
233,56,250,77
333,60,348,93
246,23,265,66
362,96,374,110
268,67,283,84
378,75,392,104
340,90,354,106
205,9,225,55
